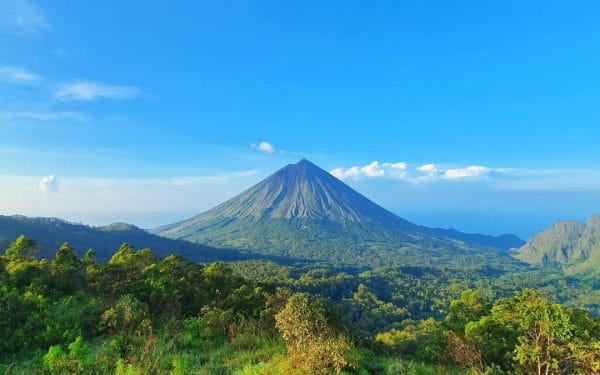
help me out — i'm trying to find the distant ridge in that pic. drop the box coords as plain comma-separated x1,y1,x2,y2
154,159,523,267
512,215,600,276
0,215,252,262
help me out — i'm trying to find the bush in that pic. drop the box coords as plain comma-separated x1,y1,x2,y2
42,336,92,374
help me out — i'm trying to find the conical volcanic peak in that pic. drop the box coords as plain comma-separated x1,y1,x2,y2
186,158,411,226
154,159,523,264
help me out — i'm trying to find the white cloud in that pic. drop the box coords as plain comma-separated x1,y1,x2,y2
417,163,439,176
38,175,59,192
0,0,49,34
252,141,276,154
361,161,385,177
0,111,87,121
331,161,600,191
0,65,41,83
331,166,361,179
383,162,408,178
332,161,492,182
55,81,142,101
331,161,409,180
383,162,407,170
443,166,488,179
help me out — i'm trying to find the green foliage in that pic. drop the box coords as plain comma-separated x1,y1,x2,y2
444,290,490,333
512,215,600,277
375,318,439,355
5,234,37,261
1,235,598,375
41,293,98,346
439,289,600,374
100,294,152,340
492,289,598,374
42,336,93,374
275,293,350,374
340,283,408,337
54,242,79,269
0,215,248,262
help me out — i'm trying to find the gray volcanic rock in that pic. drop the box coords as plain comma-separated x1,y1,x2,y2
157,159,416,234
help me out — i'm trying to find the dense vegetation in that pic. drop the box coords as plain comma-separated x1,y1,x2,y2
154,160,525,269
512,215,600,277
1,236,598,374
0,215,252,263
160,216,527,270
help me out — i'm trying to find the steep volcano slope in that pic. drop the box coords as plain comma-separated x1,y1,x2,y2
154,159,523,268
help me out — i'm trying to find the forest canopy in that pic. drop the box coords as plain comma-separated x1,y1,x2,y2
1,235,598,374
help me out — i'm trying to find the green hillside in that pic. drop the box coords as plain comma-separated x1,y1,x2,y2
154,160,523,269
1,236,598,374
512,215,600,276
0,215,251,263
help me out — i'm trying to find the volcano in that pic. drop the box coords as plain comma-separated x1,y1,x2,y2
153,159,523,267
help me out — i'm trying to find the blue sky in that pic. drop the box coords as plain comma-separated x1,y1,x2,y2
1,0,599,238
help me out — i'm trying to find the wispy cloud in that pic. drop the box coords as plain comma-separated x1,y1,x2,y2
0,111,87,121
330,160,600,191
252,141,276,154
443,166,488,179
332,161,407,180
332,161,492,181
54,81,142,101
0,65,41,83
361,161,384,177
331,161,411,180
0,0,49,34
416,164,439,176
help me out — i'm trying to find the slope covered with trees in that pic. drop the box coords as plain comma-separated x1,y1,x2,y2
512,215,600,277
154,160,523,268
1,236,598,374
0,215,254,263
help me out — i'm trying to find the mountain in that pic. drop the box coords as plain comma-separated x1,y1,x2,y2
154,159,523,268
0,215,254,262
511,215,600,276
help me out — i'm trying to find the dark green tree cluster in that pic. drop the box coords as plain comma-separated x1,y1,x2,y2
1,235,598,374
376,289,600,374
0,236,353,374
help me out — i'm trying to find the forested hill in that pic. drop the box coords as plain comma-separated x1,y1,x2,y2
0,215,253,262
1,235,598,374
154,159,524,267
512,215,600,276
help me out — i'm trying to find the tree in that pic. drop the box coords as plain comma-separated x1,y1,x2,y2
492,289,599,375
340,283,408,337
54,243,80,270
101,294,151,338
464,315,517,369
108,243,135,266
5,235,37,261
275,293,349,374
444,289,489,333
445,330,485,373
82,249,96,265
